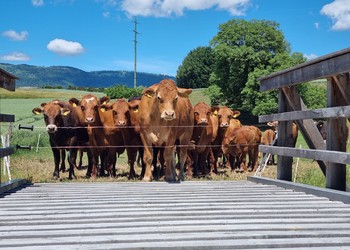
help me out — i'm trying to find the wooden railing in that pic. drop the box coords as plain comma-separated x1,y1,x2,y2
257,47,350,191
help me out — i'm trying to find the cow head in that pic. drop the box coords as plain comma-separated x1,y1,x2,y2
212,106,240,128
32,101,70,134
143,79,192,121
194,102,211,125
79,94,108,124
108,99,130,127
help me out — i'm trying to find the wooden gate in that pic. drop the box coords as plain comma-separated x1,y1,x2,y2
255,47,350,191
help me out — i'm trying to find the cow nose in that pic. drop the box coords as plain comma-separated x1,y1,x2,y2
165,111,175,117
85,117,94,123
220,122,229,127
46,124,57,133
199,118,208,124
117,120,126,126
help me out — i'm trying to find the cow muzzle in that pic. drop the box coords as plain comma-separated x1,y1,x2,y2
161,110,176,121
46,124,58,133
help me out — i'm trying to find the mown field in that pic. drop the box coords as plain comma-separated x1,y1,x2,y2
0,87,342,187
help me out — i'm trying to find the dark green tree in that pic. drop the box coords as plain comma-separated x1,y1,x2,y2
176,46,215,88
209,19,305,115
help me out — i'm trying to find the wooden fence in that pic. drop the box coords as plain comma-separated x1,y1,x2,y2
257,47,350,191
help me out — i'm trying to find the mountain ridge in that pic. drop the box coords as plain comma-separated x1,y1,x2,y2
0,63,176,88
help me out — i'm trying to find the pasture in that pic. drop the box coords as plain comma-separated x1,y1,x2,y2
0,87,338,186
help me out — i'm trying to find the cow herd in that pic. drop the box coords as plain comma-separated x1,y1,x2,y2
32,78,291,182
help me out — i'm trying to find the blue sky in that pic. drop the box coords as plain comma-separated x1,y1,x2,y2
1,0,350,77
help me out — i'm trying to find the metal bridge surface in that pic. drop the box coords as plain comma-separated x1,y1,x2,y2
1,181,350,249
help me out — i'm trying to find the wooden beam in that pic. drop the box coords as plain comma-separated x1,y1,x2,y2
259,145,350,165
259,47,350,91
259,105,350,123
0,147,14,158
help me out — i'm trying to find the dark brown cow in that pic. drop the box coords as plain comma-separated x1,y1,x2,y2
138,79,194,181
189,102,213,177
222,125,261,172
210,106,241,173
32,100,89,179
77,94,124,178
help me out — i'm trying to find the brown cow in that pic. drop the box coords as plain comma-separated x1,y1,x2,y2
101,98,145,180
189,102,214,177
210,106,241,173
267,121,298,146
260,129,276,165
32,100,89,179
222,125,261,172
77,94,124,178
138,79,194,181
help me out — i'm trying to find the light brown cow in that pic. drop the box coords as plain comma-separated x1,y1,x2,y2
210,106,241,173
260,129,276,165
267,121,298,146
222,125,261,172
138,79,194,181
189,102,214,177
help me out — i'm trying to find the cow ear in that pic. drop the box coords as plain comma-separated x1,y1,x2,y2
61,108,71,116
69,98,79,107
100,96,110,105
40,103,47,108
142,89,155,98
177,88,192,98
128,101,139,112
99,104,111,113
232,110,241,118
211,106,219,116
32,108,42,115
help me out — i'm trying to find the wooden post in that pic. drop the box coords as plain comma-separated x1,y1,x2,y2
277,89,293,181
326,76,348,191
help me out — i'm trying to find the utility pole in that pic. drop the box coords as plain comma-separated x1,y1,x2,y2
133,17,139,88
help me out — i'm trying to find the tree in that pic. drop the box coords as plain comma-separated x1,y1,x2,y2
104,84,144,99
176,46,215,88
209,19,305,115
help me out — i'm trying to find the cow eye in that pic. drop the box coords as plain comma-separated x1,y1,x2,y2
157,96,163,103
81,106,85,111
228,115,233,119
206,112,211,116
194,112,199,116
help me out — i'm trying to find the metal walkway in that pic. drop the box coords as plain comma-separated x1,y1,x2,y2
1,181,350,249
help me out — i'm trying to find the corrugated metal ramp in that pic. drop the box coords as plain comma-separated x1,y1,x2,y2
1,181,350,249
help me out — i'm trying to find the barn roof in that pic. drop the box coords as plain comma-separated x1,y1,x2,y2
0,67,18,91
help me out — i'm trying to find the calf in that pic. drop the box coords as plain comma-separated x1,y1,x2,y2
260,129,276,165
222,125,261,172
32,100,89,179
138,79,194,181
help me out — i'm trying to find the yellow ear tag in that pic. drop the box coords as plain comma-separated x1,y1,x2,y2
72,103,77,107
145,93,152,98
34,111,41,115
62,110,70,116
233,114,238,118
213,110,218,116
100,107,106,112
133,108,139,113
102,101,107,105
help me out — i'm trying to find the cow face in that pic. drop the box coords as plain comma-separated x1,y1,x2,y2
194,102,211,125
110,99,130,127
32,102,68,134
216,107,240,128
79,94,100,124
143,79,192,121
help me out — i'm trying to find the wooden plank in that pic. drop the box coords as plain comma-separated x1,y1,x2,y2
249,176,350,204
259,105,350,123
276,90,293,181
0,114,15,123
0,179,28,194
259,145,350,165
326,77,348,191
0,147,14,158
259,47,350,91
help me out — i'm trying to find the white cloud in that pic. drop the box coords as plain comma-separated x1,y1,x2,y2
304,53,318,60
0,52,30,61
32,0,44,6
47,38,85,56
121,0,251,17
321,0,350,30
2,30,29,41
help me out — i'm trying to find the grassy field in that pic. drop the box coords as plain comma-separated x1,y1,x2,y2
0,87,344,188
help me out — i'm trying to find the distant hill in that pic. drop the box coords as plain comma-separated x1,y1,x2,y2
0,63,176,88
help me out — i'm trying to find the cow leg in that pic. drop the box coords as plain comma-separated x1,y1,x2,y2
142,145,153,182
138,148,146,179
59,149,66,172
77,149,84,170
164,146,176,182
85,148,93,178
251,145,259,172
52,147,60,179
127,148,137,180
177,145,189,181
68,148,78,180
